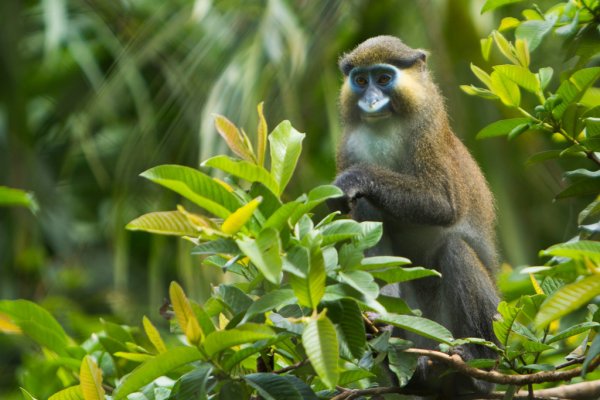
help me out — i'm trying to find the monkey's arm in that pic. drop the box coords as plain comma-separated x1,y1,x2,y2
330,164,461,226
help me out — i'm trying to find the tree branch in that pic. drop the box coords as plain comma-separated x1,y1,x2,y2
404,348,600,385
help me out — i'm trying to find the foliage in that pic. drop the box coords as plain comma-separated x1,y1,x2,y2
0,109,455,398
462,0,600,393
2,0,600,398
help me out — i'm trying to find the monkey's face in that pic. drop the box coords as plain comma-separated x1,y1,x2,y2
348,64,399,121
339,36,433,125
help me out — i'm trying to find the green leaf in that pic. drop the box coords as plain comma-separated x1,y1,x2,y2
218,284,254,315
540,240,600,262
552,67,600,119
244,373,303,400
126,211,199,236
318,219,362,246
481,0,524,13
202,324,275,357
302,312,339,389
586,117,600,138
242,289,296,323
535,275,600,328
214,115,256,163
525,150,562,166
338,369,376,386
338,270,379,298
521,340,555,353
481,37,493,61
494,65,541,94
141,165,240,218
203,155,279,195
371,267,441,284
289,247,326,309
355,221,383,250
476,118,531,139
48,386,83,400
326,299,367,360
491,71,521,107
79,356,104,400
388,347,418,387
470,64,493,89
515,17,556,52
583,334,600,374
0,186,38,212
377,295,416,315
191,238,240,255
236,228,282,284
112,346,203,400
546,321,600,344
269,120,305,195
538,67,553,90
0,300,71,356
556,178,600,199
360,256,411,269
222,334,289,372
460,85,500,99
20,388,38,400
376,314,453,344
262,200,303,232
168,364,212,400
493,301,521,347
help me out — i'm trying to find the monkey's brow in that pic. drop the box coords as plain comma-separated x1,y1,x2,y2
388,55,421,69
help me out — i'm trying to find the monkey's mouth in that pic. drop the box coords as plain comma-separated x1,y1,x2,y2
361,110,392,121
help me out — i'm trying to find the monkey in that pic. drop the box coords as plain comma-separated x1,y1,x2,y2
328,36,499,397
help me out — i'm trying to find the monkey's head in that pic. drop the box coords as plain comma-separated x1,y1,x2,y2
339,36,439,125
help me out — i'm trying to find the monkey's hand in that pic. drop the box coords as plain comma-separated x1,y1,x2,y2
327,167,373,214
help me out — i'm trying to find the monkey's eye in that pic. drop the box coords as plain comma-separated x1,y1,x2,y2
354,76,368,87
377,74,392,85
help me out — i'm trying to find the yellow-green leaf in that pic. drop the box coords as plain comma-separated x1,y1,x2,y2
494,65,540,94
515,38,530,67
203,155,279,195
535,275,600,328
221,197,263,235
169,282,202,344
492,31,520,65
143,316,167,354
48,386,83,400
113,352,153,362
481,37,493,61
0,312,21,334
79,356,104,400
269,120,305,195
202,324,275,358
470,64,493,90
257,102,267,167
499,17,521,31
214,115,256,162
126,211,199,236
491,71,521,107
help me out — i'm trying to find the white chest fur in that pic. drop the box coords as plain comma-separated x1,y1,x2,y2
344,121,407,169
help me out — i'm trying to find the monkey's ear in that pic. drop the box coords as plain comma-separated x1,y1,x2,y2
338,56,354,76
417,49,429,63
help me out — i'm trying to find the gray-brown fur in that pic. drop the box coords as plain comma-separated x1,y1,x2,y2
330,36,499,397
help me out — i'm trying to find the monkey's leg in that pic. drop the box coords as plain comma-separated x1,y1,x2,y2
434,236,499,395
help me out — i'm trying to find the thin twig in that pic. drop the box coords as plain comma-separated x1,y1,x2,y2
273,359,308,374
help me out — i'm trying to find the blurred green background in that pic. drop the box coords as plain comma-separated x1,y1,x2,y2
0,0,582,395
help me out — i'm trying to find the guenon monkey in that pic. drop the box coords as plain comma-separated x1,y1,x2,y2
329,36,499,396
